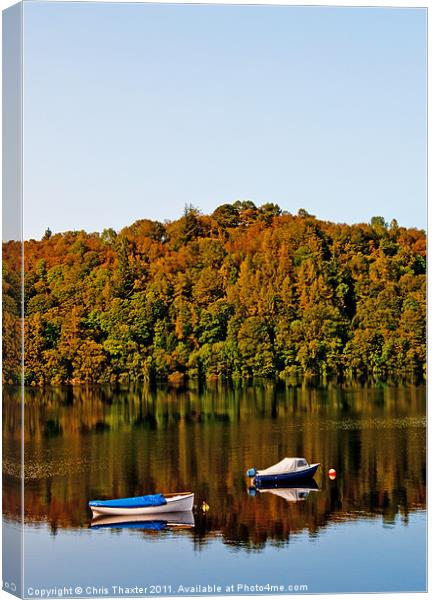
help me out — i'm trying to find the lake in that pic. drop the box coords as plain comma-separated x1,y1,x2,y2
2,383,427,596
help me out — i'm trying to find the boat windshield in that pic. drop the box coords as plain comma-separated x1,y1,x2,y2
297,459,308,468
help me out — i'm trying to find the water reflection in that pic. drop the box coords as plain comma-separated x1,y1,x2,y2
249,480,320,503
2,383,426,550
90,511,195,531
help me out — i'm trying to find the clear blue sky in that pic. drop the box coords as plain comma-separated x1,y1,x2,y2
22,2,426,239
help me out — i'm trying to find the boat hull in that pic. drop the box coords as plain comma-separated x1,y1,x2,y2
254,464,320,487
90,493,194,517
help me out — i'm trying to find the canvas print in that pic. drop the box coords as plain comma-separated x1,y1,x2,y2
2,1,427,598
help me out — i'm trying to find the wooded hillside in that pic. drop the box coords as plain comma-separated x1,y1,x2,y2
3,202,426,385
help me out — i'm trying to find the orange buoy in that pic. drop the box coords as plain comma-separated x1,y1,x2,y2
328,468,336,479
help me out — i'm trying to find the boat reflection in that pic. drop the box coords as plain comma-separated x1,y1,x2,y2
90,510,195,531
249,479,319,502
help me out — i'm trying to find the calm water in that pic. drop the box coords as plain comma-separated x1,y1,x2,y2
3,384,427,596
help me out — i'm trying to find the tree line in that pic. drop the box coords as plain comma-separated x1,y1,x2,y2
2,202,426,385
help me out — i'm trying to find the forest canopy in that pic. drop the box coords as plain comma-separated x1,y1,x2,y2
3,202,426,385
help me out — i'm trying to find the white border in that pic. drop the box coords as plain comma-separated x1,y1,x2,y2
0,2,429,600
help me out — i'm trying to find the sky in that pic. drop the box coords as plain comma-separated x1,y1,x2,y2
21,2,427,239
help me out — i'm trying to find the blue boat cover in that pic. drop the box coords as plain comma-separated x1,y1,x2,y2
89,493,167,509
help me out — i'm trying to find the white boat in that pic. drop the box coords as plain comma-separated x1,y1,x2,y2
89,492,194,517
247,458,320,487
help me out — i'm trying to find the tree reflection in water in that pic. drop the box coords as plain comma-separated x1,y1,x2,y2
2,383,426,550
